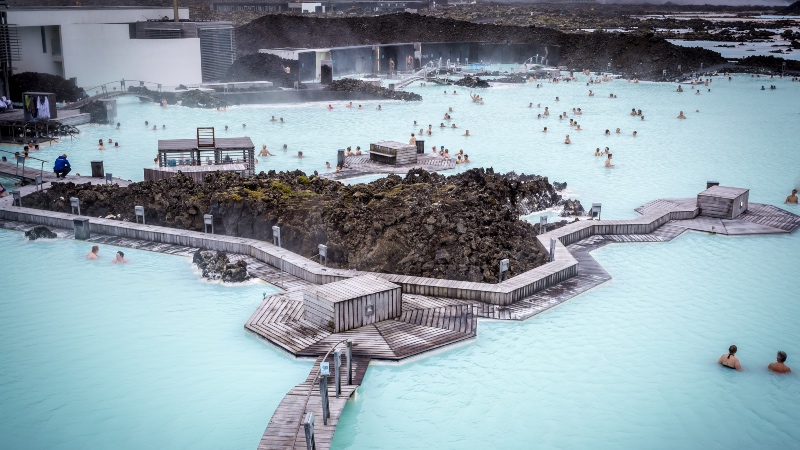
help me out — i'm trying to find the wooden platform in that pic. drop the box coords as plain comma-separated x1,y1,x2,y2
321,154,456,181
258,354,371,450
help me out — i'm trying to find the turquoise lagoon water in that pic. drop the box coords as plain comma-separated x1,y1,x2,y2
334,232,800,449
2,74,800,449
5,74,799,219
0,231,312,449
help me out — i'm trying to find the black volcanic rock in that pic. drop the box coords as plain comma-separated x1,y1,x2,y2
24,169,578,283
234,13,727,80
193,250,251,282
325,79,422,101
24,226,57,240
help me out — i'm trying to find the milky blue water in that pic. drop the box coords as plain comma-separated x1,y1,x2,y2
2,74,800,449
335,232,800,449
0,231,312,449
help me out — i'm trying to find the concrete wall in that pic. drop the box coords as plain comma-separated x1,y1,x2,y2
15,26,64,78
6,8,189,27
60,24,202,88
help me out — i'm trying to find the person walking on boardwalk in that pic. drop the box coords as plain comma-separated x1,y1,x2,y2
718,345,742,371
53,154,71,178
768,351,791,373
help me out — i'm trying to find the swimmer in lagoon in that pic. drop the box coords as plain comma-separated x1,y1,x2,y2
463,154,470,163
543,127,548,132
377,105,382,110
528,103,533,108
605,153,614,168
270,116,277,122
785,189,798,204
297,151,303,158
718,345,742,371
326,162,331,169
346,102,353,108
605,129,610,136
440,123,446,128
632,131,637,137
451,124,457,129
768,351,791,374
615,128,621,134
677,85,684,92
86,245,99,260
678,111,686,119
564,135,571,144
409,133,416,145
327,104,333,110
112,251,129,264
463,130,470,136
595,148,602,156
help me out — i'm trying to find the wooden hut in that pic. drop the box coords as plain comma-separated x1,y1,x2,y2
303,275,402,333
369,141,417,165
145,127,255,182
697,186,749,219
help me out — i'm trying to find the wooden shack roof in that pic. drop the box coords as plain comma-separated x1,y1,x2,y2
698,186,749,199
157,137,255,151
306,275,399,303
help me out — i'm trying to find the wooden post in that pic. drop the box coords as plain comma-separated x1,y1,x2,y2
302,412,316,450
318,375,330,425
333,349,342,398
346,340,353,385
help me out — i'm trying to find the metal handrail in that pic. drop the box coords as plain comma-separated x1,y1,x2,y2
0,148,48,180
290,338,350,450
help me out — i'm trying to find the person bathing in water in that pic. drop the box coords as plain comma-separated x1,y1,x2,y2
785,189,798,204
678,111,687,119
718,345,742,371
768,351,791,374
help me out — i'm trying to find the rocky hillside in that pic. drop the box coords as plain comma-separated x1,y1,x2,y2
234,13,726,79
23,169,576,283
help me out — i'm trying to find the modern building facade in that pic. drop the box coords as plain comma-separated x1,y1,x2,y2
1,6,235,90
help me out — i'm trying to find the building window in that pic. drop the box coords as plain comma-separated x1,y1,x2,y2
41,26,47,53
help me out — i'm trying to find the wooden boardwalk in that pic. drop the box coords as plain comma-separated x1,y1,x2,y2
258,354,371,450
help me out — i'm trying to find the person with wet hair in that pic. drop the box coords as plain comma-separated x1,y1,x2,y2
768,351,791,374
717,345,742,371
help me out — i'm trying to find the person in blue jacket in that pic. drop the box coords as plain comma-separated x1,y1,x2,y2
53,153,71,178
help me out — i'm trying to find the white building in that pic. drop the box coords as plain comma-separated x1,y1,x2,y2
3,6,235,89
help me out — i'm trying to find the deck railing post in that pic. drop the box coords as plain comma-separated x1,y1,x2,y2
70,197,80,215
346,340,353,385
135,205,145,224
549,238,556,262
539,215,547,234
333,349,342,398
272,225,281,247
204,214,214,234
302,412,316,450
11,190,21,207
318,375,330,425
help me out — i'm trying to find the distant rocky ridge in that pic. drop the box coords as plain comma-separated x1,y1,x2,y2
23,169,582,283
234,13,726,80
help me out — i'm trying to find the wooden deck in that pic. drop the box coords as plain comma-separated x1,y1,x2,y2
320,154,456,181
258,355,371,450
